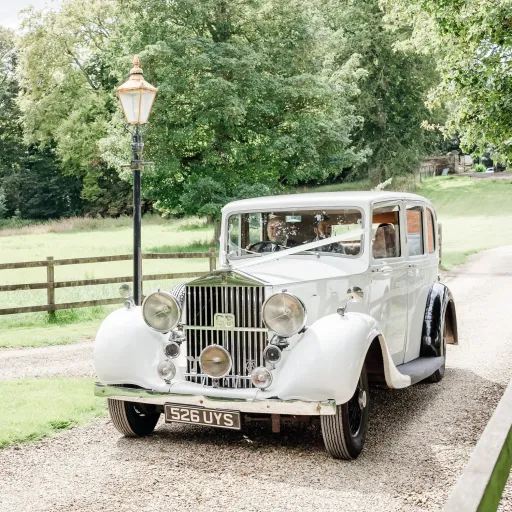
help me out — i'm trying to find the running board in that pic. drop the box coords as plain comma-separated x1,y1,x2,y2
396,356,445,385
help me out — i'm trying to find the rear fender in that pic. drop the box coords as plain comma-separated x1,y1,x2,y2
257,312,411,404
421,283,458,357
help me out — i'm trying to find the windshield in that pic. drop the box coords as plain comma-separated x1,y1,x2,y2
226,208,363,259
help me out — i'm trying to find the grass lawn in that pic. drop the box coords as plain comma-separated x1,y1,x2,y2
0,378,105,448
416,176,512,268
0,216,214,346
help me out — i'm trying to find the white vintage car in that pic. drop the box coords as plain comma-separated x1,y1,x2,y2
94,191,458,459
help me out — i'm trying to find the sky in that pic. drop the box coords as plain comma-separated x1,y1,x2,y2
0,0,53,29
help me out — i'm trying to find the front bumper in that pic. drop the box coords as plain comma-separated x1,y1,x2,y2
94,383,336,416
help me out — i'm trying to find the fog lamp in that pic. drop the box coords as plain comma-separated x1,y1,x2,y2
142,291,181,332
200,345,231,378
262,292,306,337
251,366,273,389
157,360,176,382
263,345,282,364
164,341,181,359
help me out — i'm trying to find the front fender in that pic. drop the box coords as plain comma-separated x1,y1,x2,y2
257,312,410,404
93,307,170,392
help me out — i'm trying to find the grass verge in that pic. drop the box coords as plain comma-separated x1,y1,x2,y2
0,378,106,448
0,321,99,349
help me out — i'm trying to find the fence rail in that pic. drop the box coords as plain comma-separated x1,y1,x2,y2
0,250,217,317
444,379,512,511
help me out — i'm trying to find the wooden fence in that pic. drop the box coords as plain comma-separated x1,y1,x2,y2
0,250,217,317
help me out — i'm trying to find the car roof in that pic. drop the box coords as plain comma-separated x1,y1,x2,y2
223,191,433,215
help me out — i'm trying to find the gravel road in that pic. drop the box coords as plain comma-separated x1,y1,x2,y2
0,341,94,380
1,246,512,512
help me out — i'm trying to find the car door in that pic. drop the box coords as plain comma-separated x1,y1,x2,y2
403,203,430,363
369,201,408,366
403,204,438,363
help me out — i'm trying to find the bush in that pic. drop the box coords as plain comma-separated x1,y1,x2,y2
475,163,486,172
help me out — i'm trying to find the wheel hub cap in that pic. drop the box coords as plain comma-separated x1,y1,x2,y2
358,390,367,409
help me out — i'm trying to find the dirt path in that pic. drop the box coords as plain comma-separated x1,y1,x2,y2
0,340,94,380
1,246,512,511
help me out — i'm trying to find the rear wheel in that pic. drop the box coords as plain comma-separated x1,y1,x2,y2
107,399,160,437
425,317,447,383
320,365,369,459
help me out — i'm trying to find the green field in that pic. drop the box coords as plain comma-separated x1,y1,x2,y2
0,378,105,447
1,176,511,349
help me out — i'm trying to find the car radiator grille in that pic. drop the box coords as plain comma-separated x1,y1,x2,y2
185,285,267,388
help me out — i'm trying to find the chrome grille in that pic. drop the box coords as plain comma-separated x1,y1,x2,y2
185,285,266,388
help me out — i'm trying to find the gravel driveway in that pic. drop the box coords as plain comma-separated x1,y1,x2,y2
1,246,512,512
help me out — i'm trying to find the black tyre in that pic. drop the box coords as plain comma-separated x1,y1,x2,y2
425,316,447,383
320,365,369,460
107,399,160,437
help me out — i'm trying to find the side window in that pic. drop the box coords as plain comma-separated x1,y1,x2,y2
426,208,436,254
406,206,424,257
372,205,401,259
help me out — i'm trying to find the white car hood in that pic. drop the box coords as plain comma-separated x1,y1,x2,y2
231,256,367,286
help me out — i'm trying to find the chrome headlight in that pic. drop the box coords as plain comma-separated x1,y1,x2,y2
262,292,306,337
142,291,181,332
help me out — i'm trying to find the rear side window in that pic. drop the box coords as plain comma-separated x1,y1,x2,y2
372,205,401,259
426,208,436,253
406,206,424,257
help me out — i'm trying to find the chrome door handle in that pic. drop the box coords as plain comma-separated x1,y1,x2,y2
408,263,419,268
372,265,393,273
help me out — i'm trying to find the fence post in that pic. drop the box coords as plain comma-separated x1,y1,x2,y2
46,256,56,320
209,248,217,272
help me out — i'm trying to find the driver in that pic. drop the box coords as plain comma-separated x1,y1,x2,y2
246,216,298,252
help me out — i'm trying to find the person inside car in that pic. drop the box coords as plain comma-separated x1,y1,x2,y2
247,216,299,252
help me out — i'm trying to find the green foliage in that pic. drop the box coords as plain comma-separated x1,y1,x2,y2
324,0,444,183
380,0,512,160
475,163,485,173
0,187,6,219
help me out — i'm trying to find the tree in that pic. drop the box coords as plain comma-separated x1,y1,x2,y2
380,0,512,159
18,0,368,223
319,0,444,183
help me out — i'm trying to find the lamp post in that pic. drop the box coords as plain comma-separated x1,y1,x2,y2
117,55,157,306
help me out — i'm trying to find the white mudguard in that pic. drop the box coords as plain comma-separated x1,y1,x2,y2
94,307,170,393
257,312,410,404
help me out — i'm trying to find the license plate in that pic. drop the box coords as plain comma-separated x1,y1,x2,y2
164,404,241,430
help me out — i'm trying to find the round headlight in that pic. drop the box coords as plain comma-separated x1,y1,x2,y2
251,366,273,389
142,291,181,332
200,345,231,378
262,292,306,337
157,360,176,382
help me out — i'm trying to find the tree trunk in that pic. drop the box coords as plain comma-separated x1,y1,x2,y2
212,219,221,244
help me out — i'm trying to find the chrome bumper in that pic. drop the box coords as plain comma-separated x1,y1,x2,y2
94,383,336,416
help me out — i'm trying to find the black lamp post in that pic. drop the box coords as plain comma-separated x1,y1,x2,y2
117,56,157,305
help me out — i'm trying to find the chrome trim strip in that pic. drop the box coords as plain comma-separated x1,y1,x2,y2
183,326,268,332
94,383,336,416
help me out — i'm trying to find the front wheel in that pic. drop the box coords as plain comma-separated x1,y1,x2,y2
107,399,161,437
321,365,369,459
